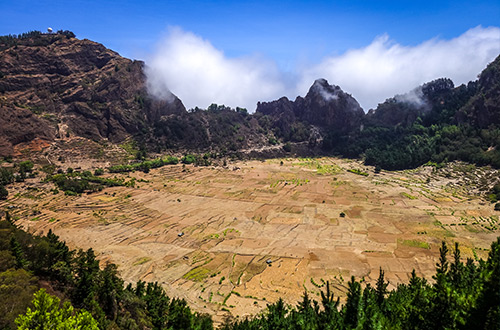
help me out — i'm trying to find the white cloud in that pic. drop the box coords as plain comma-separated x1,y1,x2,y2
145,27,288,111
299,26,500,110
146,26,500,112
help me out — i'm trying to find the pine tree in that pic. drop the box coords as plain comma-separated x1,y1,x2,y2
320,281,342,328
9,236,26,268
375,267,388,308
432,241,451,329
469,237,500,329
343,276,362,328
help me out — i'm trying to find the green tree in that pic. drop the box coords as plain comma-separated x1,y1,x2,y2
0,185,7,199
0,268,38,329
0,168,14,185
469,237,500,329
98,263,123,320
343,276,362,328
15,288,99,330
9,236,26,268
319,281,342,328
375,267,388,308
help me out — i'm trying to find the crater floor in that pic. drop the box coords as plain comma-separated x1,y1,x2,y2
6,157,499,321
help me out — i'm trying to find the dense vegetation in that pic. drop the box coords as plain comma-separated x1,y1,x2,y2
328,120,500,171
1,211,499,329
323,57,500,170
0,160,36,199
46,170,133,195
108,156,179,173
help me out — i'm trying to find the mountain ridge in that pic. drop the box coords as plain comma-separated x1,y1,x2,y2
1,31,499,170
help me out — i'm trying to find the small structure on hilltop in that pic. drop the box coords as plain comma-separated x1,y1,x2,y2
47,27,53,34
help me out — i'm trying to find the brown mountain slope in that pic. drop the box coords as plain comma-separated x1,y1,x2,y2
0,32,185,157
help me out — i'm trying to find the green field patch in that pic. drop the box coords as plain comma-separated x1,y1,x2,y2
293,159,341,175
133,257,151,266
270,178,309,188
399,239,430,249
347,168,369,176
401,192,418,200
183,267,211,282
223,228,239,236
190,251,211,265
316,164,341,175
330,179,347,187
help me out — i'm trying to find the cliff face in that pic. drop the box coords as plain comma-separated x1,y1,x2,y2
256,79,364,134
457,55,500,127
366,78,456,128
0,32,185,156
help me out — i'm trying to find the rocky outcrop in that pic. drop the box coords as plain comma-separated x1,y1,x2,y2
457,55,500,127
0,106,53,156
366,78,456,128
256,79,364,134
0,32,185,156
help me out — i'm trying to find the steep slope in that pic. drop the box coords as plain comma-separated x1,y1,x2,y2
457,54,500,127
0,31,185,156
256,79,364,134
365,78,456,128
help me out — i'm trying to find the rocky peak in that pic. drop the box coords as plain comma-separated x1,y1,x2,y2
255,79,364,135
256,97,295,117
299,79,364,132
308,78,343,102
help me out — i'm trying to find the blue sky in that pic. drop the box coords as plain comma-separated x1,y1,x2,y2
2,1,500,110
2,1,499,64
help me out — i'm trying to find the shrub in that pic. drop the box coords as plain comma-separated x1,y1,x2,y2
0,168,14,185
268,137,277,145
0,185,7,199
181,154,196,164
18,161,34,173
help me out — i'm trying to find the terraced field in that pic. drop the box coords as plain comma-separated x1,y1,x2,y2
3,157,500,321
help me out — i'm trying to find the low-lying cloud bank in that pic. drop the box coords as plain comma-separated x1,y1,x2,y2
146,27,288,111
146,26,500,112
